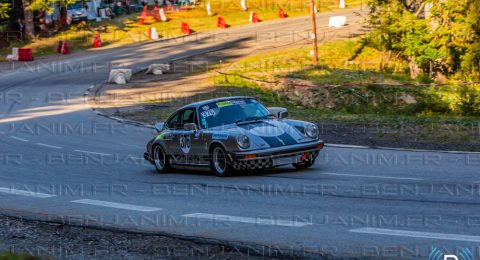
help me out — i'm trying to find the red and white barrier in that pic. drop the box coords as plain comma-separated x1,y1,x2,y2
57,40,70,55
11,48,18,61
20,48,33,61
7,47,33,61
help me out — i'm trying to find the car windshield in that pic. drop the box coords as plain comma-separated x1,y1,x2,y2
199,98,271,129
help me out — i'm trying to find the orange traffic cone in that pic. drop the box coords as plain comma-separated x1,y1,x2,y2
181,22,191,35
141,5,148,17
138,5,148,24
249,11,260,23
153,5,160,20
217,16,227,28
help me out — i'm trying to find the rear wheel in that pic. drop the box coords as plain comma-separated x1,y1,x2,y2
210,146,233,177
153,145,172,173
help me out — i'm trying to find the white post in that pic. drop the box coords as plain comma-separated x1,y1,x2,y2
240,0,247,11
206,2,212,16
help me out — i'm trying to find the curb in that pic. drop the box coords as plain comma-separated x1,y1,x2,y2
83,86,155,129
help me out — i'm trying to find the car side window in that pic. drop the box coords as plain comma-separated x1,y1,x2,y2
181,109,196,126
166,112,180,129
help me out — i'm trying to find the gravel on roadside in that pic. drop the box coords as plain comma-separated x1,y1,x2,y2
0,215,280,260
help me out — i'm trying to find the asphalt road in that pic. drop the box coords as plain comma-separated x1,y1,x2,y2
1,8,480,259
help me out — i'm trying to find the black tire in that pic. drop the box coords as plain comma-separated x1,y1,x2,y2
293,160,315,170
152,145,172,173
210,145,233,177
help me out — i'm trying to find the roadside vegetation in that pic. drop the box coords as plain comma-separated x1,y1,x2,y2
0,253,38,260
0,0,362,61
214,39,480,120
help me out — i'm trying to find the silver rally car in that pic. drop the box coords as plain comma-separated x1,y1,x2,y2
144,96,324,176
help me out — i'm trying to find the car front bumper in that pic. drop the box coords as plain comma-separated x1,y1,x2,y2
230,140,324,170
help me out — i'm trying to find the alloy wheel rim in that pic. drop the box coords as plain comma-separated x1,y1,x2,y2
213,147,226,174
154,146,165,170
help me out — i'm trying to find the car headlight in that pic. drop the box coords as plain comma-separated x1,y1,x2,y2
236,134,250,149
305,124,319,139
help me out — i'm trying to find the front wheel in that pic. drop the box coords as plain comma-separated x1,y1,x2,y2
153,145,172,173
210,146,233,177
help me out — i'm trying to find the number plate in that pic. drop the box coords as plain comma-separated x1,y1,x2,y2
272,155,300,166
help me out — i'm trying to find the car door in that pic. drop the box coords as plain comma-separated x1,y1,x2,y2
162,111,182,163
178,108,204,165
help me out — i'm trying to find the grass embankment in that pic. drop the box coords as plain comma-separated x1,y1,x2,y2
0,0,362,61
213,39,480,123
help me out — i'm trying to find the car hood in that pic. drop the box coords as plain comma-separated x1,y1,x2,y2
211,120,309,149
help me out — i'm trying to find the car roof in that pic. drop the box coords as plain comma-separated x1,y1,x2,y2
178,96,256,110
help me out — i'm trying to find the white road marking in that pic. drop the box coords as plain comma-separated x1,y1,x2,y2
0,131,5,134
350,228,480,243
326,143,370,149
74,150,112,156
10,136,29,142
71,199,162,212
36,143,62,149
182,213,311,227
0,187,56,198
321,172,423,181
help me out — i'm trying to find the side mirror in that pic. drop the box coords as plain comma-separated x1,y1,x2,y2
184,123,198,131
154,122,165,132
267,107,288,119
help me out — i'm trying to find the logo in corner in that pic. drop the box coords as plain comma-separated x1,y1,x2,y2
429,247,474,260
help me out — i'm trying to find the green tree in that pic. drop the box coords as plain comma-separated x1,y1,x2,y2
428,0,480,77
366,0,480,80
0,2,9,19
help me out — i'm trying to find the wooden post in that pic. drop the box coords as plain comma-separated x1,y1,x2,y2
310,0,319,65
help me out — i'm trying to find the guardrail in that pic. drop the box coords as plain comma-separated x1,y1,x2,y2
0,31,23,42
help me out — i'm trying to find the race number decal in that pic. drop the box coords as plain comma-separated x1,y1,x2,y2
180,134,191,154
